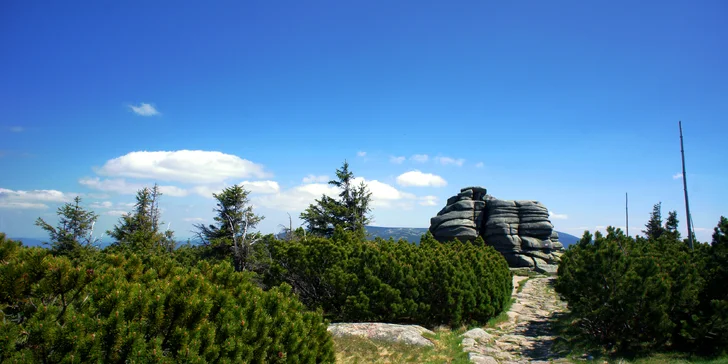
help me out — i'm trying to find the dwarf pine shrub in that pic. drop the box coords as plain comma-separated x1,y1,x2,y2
263,229,512,328
0,233,334,363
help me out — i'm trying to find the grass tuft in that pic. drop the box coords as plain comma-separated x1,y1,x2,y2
333,326,471,363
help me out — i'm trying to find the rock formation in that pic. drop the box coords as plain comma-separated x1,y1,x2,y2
429,186,564,274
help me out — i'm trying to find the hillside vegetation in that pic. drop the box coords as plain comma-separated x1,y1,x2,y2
2,162,725,362
556,206,728,357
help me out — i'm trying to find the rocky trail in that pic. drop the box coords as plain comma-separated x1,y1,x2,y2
462,275,570,364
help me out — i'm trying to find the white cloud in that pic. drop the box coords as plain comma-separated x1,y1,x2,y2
240,180,280,194
0,188,72,209
9,126,24,133
411,154,429,163
0,201,48,209
357,151,367,157
673,173,683,180
255,176,423,211
79,177,187,197
352,177,416,208
158,185,189,197
80,178,144,194
183,217,206,223
549,211,569,220
89,201,114,209
302,175,329,184
396,170,448,187
129,103,160,116
475,162,484,168
192,185,220,199
390,156,406,164
255,183,341,211
105,210,127,216
419,195,439,206
435,156,465,167
96,150,270,184
694,227,709,232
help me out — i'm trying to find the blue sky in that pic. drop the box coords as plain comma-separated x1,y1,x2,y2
1,0,726,243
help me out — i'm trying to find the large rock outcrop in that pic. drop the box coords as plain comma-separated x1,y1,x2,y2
429,187,564,274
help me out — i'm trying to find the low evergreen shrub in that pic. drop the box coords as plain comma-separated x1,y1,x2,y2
555,219,728,355
262,229,512,328
0,233,334,363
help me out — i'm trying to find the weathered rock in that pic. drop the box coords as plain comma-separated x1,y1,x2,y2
429,187,565,272
433,226,478,240
430,210,477,229
327,323,435,347
521,236,554,250
463,328,493,342
438,218,477,229
438,200,478,215
468,353,499,364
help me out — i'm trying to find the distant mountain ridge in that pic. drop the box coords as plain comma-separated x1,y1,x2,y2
364,226,580,247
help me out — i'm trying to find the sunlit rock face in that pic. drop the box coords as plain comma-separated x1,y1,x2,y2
429,187,564,274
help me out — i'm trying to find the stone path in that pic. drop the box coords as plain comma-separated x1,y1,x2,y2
462,276,570,364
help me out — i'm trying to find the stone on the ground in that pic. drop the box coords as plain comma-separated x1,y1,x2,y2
327,322,435,347
468,353,499,364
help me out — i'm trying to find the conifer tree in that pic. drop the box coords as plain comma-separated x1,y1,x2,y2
193,184,263,271
643,202,665,240
108,184,174,252
300,161,372,238
35,196,99,257
664,210,681,240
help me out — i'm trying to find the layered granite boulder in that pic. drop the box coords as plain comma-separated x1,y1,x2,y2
429,187,564,274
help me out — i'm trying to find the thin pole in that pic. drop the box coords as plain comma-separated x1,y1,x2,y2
626,192,629,236
679,121,694,249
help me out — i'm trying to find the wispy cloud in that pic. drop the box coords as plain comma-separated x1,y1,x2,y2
396,170,448,187
357,151,367,157
475,162,484,168
239,180,280,194
183,217,206,223
129,103,160,116
105,210,127,216
418,195,439,206
673,173,683,180
549,211,568,220
435,156,465,167
79,177,188,196
411,154,429,163
0,201,49,209
9,126,24,133
89,201,114,209
390,156,406,164
302,175,329,183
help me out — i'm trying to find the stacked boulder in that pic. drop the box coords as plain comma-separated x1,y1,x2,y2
429,187,564,274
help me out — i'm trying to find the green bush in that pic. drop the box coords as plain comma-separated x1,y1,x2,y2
555,221,728,355
262,229,512,328
0,233,334,363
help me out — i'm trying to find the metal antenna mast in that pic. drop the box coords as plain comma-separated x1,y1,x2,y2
679,121,694,249
626,192,629,237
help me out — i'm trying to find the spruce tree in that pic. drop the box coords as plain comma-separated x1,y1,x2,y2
35,196,99,257
193,184,263,271
643,202,665,240
664,210,681,240
108,184,174,252
300,161,372,238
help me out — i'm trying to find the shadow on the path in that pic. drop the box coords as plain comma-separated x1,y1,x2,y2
518,307,571,361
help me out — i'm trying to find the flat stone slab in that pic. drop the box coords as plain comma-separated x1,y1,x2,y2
327,322,435,347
